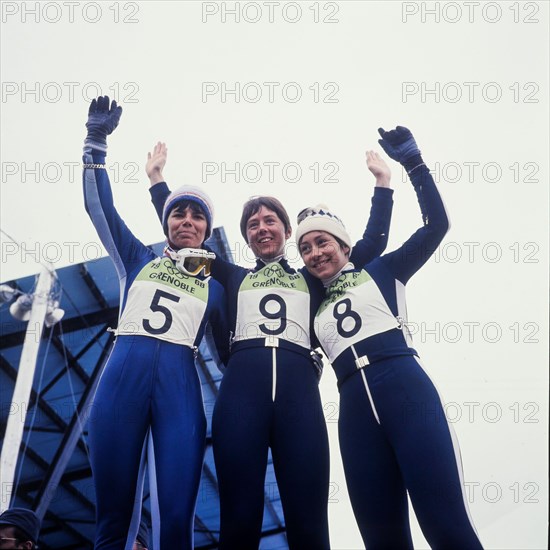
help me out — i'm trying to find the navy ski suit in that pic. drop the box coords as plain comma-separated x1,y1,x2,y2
84,147,228,550
314,156,483,549
151,183,392,549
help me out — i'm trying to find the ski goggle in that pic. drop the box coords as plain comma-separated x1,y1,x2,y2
164,247,216,276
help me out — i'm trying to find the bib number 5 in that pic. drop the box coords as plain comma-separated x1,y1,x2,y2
143,289,180,335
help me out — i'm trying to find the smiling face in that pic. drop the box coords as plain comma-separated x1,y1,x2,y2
299,230,350,280
167,204,208,250
245,206,291,260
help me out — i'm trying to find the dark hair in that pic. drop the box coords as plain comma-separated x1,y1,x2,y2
334,235,351,257
168,200,205,217
240,196,291,243
12,526,35,548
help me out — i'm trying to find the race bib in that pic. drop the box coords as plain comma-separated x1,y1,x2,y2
117,258,208,346
233,262,311,349
315,270,400,362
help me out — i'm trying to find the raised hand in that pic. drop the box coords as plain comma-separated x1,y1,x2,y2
85,96,123,150
377,126,420,163
366,150,391,188
146,142,168,186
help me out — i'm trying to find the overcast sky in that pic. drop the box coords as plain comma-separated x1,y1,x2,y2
1,1,548,548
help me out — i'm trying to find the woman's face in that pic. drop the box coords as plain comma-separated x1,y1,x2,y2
245,206,290,260
299,230,349,280
167,205,207,250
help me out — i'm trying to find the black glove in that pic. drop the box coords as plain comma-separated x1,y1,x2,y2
310,349,324,380
378,126,420,163
85,96,123,150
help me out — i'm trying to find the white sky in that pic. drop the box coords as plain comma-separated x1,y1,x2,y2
1,1,548,548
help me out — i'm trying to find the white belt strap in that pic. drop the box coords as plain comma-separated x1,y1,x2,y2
351,345,370,369
351,345,379,423
264,336,280,348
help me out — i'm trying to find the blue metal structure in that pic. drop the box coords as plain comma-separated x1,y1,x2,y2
0,228,288,549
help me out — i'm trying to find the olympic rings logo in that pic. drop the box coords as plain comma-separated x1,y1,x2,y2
165,263,185,279
263,265,285,278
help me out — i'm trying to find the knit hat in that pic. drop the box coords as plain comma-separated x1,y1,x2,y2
295,204,352,248
162,185,214,240
0,507,41,544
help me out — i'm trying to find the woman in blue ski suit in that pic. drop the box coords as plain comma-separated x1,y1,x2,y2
83,97,228,550
296,128,483,549
146,142,393,549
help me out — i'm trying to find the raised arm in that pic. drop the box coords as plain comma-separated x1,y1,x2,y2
83,96,150,278
349,150,394,267
146,142,171,221
377,126,449,284
146,141,168,186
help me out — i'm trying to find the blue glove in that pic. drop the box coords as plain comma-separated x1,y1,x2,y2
377,126,420,163
85,96,122,150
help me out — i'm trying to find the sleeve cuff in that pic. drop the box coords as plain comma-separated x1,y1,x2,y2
402,154,424,173
373,187,394,198
149,181,169,199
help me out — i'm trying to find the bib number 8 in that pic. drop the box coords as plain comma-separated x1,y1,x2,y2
333,298,361,338
143,289,180,335
259,294,287,335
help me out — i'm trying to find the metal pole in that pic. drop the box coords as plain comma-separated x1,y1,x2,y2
0,267,53,512
34,338,110,520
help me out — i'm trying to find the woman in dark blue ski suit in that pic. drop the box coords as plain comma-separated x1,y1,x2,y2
147,142,393,549
83,97,228,550
296,128,483,549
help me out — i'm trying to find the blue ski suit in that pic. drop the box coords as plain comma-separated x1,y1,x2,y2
314,155,483,549
151,183,393,549
83,147,228,550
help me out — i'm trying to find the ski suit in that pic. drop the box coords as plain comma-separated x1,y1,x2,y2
84,147,228,550
151,183,393,549
314,156,483,549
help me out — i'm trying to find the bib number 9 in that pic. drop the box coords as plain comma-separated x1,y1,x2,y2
259,294,287,336
333,298,361,338
143,289,181,335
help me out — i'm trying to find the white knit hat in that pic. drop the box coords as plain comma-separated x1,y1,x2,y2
162,185,214,240
295,204,351,248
